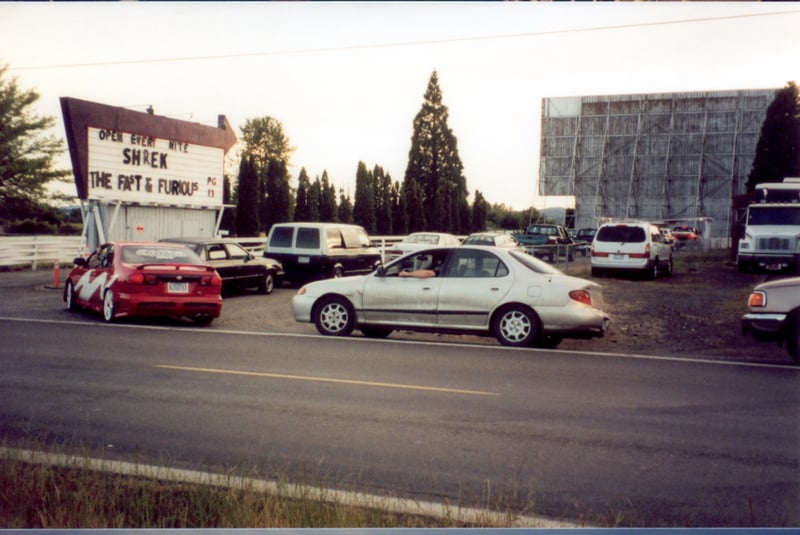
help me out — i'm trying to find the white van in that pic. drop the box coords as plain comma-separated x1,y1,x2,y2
265,222,382,282
591,221,673,279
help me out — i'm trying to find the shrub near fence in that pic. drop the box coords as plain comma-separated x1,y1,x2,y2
0,236,83,270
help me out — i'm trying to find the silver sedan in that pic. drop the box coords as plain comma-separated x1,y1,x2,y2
292,246,609,348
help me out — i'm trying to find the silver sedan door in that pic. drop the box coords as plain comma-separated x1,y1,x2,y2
436,249,513,328
360,250,446,327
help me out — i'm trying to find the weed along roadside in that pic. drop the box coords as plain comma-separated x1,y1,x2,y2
0,447,574,528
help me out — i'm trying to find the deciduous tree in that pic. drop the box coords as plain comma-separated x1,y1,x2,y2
0,64,70,221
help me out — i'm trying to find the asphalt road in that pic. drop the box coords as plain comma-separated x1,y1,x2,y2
0,270,798,526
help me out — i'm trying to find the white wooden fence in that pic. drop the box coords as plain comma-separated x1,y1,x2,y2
0,236,84,269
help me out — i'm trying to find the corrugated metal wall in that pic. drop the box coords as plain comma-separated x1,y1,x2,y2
539,89,776,245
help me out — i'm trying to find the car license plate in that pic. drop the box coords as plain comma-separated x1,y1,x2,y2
298,256,310,264
613,254,626,260
766,263,781,271
168,281,189,293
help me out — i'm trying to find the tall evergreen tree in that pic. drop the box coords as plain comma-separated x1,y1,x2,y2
0,64,70,221
391,181,407,235
235,156,259,236
374,165,393,234
309,176,322,222
353,161,376,233
338,188,354,224
747,81,800,191
319,170,338,222
294,167,311,222
403,180,426,233
470,190,489,232
403,70,470,233
262,159,291,234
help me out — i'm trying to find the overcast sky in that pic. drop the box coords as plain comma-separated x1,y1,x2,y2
2,2,799,210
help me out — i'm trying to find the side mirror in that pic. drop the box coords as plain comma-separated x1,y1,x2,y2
375,265,386,277
73,257,87,267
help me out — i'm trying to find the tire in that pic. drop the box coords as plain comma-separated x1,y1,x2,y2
258,272,275,294
313,296,355,337
492,305,538,347
102,290,116,323
785,312,800,363
660,256,673,277
64,280,78,311
647,258,660,280
193,314,214,326
591,267,603,277
360,327,393,339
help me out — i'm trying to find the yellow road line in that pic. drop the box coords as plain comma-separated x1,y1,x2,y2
156,364,499,397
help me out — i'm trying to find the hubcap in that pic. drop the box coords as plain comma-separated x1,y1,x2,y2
321,303,348,333
500,310,531,342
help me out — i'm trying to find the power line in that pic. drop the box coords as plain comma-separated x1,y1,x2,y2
10,9,799,72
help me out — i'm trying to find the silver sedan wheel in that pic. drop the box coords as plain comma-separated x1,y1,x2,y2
314,296,355,337
493,305,538,347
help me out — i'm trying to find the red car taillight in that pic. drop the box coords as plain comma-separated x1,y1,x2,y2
569,289,592,306
128,272,157,284
629,243,651,259
201,274,222,287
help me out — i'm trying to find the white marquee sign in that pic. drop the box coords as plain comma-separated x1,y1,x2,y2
87,127,224,207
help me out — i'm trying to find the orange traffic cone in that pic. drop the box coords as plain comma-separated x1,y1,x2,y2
53,259,60,289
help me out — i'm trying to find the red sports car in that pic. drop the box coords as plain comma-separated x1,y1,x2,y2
64,241,223,324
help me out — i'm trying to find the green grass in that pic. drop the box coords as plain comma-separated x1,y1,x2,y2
0,444,553,529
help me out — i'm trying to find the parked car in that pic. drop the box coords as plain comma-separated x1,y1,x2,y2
591,221,673,279
63,241,223,324
742,277,800,362
292,246,609,348
462,232,524,250
671,225,702,247
264,222,383,282
161,237,284,294
575,228,597,256
659,227,677,249
386,232,462,260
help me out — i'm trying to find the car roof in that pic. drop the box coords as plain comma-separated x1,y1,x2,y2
160,237,240,244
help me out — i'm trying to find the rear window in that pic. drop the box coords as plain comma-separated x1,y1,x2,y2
269,227,294,248
121,246,201,265
296,227,321,249
596,225,646,243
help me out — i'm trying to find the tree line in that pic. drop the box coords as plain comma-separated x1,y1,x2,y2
229,71,496,238
3,62,797,237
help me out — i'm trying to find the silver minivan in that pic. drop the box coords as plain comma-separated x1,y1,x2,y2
590,221,673,279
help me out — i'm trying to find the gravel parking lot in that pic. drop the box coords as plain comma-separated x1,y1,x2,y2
0,250,792,365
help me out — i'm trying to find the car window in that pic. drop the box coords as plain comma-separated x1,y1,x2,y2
444,249,509,278
596,225,646,243
296,227,321,249
207,244,227,260
508,250,561,275
269,227,294,248
327,228,344,249
120,245,201,265
384,250,448,277
463,235,493,246
226,243,250,259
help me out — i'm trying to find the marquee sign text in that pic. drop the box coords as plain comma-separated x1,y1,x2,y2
87,127,224,206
